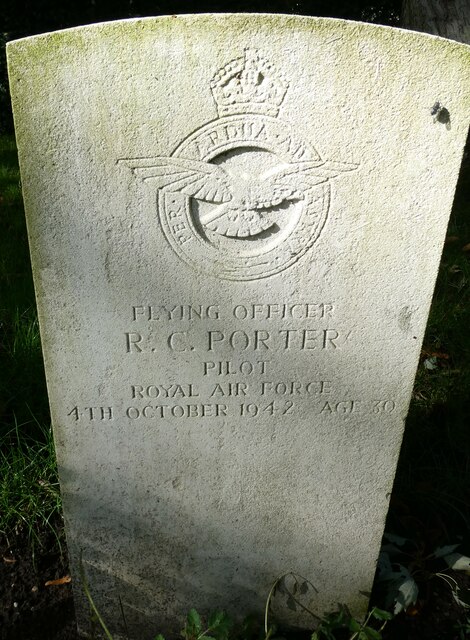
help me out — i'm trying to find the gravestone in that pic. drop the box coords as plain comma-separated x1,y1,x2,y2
7,14,470,639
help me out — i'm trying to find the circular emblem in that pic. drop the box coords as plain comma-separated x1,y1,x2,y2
121,50,357,281
158,114,330,280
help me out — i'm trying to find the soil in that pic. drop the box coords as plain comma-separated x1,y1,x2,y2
0,522,77,640
1,523,470,640
380,574,470,639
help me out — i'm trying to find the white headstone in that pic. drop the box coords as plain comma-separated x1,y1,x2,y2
7,14,470,639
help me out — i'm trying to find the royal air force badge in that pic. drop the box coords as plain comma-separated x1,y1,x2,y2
121,49,357,280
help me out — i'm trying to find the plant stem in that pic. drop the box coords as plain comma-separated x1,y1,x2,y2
79,557,114,640
265,572,288,635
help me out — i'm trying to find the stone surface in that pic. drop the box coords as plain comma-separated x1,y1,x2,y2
7,14,470,639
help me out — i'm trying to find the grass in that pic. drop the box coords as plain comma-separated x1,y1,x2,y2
0,135,49,433
0,418,61,550
0,134,60,546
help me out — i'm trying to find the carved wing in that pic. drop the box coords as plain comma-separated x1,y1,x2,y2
123,156,233,204
265,160,358,192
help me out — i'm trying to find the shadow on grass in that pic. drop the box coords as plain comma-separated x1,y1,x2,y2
0,135,49,439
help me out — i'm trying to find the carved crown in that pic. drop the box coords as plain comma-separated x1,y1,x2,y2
210,49,289,118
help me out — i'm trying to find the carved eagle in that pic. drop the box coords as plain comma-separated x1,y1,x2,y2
127,156,357,238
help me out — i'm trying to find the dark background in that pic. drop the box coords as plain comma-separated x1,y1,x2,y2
0,0,401,34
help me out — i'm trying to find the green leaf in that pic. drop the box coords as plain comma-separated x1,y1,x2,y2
453,588,470,608
444,553,470,571
187,609,202,635
339,604,352,619
324,610,345,629
317,611,347,634
383,533,408,547
313,628,334,640
208,611,225,628
370,607,393,621
363,627,383,640
393,576,419,615
210,613,232,640
377,552,393,579
155,635,166,640
348,618,361,632
432,544,460,559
